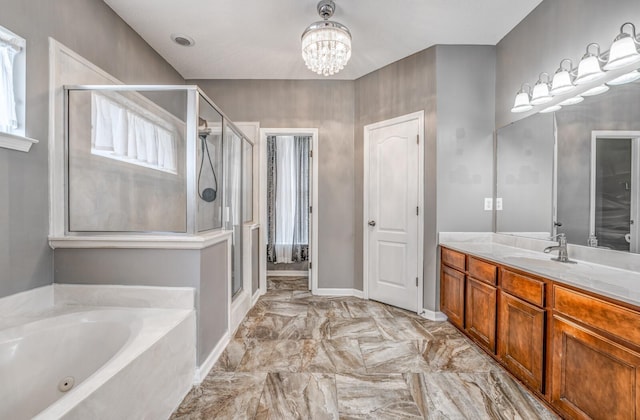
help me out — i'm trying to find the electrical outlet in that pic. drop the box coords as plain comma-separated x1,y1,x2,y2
484,197,493,211
496,198,503,211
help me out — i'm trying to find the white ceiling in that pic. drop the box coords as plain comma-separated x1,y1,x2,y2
104,0,543,80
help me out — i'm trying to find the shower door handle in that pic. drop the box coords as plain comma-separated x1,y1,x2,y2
368,220,376,227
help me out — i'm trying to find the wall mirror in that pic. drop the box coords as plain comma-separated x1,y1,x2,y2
495,78,640,253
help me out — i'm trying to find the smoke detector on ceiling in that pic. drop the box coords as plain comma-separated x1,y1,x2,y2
171,33,195,47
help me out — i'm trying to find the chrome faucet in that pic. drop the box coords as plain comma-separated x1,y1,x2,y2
544,233,576,263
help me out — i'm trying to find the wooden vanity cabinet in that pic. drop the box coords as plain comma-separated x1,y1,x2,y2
550,286,640,420
440,261,465,329
440,246,640,419
497,269,546,393
465,257,498,353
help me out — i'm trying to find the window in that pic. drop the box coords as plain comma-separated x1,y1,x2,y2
0,25,25,136
91,93,177,174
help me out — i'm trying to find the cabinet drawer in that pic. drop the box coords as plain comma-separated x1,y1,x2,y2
501,269,545,308
553,285,640,348
442,247,466,271
468,257,497,285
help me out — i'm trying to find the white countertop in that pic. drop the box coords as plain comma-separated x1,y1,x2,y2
440,241,640,308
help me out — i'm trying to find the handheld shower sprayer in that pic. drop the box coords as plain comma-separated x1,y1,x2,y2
197,118,218,203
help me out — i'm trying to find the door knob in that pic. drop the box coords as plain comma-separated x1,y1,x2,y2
368,220,376,227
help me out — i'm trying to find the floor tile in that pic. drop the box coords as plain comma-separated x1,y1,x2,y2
335,373,423,419
170,372,266,419
359,339,431,373
255,373,338,420
329,318,382,340
300,339,366,374
404,371,559,419
172,277,557,419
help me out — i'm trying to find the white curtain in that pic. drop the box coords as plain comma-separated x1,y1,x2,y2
274,136,296,263
91,93,176,173
0,41,18,133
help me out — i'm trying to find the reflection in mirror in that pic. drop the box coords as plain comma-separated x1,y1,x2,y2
589,132,640,252
496,113,555,239
556,80,640,252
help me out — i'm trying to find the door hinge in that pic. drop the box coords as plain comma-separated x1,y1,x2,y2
309,262,312,269
416,206,419,216
416,134,419,144
309,206,312,214
416,277,419,287
309,150,313,158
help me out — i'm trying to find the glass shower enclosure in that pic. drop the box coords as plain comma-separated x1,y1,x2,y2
63,85,250,298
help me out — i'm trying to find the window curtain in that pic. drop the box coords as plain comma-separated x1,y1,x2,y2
0,40,18,133
91,93,177,172
267,135,310,263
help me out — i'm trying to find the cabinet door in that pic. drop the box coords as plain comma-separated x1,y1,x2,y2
465,277,497,353
498,292,545,393
440,265,465,329
551,315,640,420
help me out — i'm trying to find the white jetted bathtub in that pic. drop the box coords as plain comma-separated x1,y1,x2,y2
0,286,196,420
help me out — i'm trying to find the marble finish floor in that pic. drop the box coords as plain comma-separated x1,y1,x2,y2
172,277,557,419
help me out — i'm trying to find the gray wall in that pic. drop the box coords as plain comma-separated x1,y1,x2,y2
436,45,496,233
496,112,555,234
0,0,184,298
55,242,228,365
190,79,356,290
354,48,438,309
496,0,640,128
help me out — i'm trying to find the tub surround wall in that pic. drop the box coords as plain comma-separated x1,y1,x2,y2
53,237,229,366
0,0,184,299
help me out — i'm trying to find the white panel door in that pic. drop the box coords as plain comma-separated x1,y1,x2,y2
367,118,420,311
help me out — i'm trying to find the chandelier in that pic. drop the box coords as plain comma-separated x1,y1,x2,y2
301,0,352,76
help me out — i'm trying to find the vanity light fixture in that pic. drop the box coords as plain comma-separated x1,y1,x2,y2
575,43,606,85
540,104,562,113
581,84,609,96
550,59,576,95
511,84,533,113
604,22,640,71
301,0,352,76
530,72,553,105
606,70,640,86
558,96,584,106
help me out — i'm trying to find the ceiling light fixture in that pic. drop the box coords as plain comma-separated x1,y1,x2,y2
510,21,640,115
575,43,606,85
511,84,533,113
550,59,576,95
301,0,352,76
604,22,640,70
558,96,584,106
530,72,553,105
581,85,609,96
606,70,640,86
540,105,562,113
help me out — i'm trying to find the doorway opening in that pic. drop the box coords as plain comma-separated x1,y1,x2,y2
590,131,640,252
259,129,319,293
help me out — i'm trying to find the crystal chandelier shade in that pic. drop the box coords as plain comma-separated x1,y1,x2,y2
301,0,352,76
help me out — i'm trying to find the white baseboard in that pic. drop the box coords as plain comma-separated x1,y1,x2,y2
267,270,309,277
314,288,364,299
193,331,229,384
251,288,261,306
420,309,448,322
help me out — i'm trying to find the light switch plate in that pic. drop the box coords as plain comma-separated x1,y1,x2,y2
484,197,493,211
496,198,503,211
